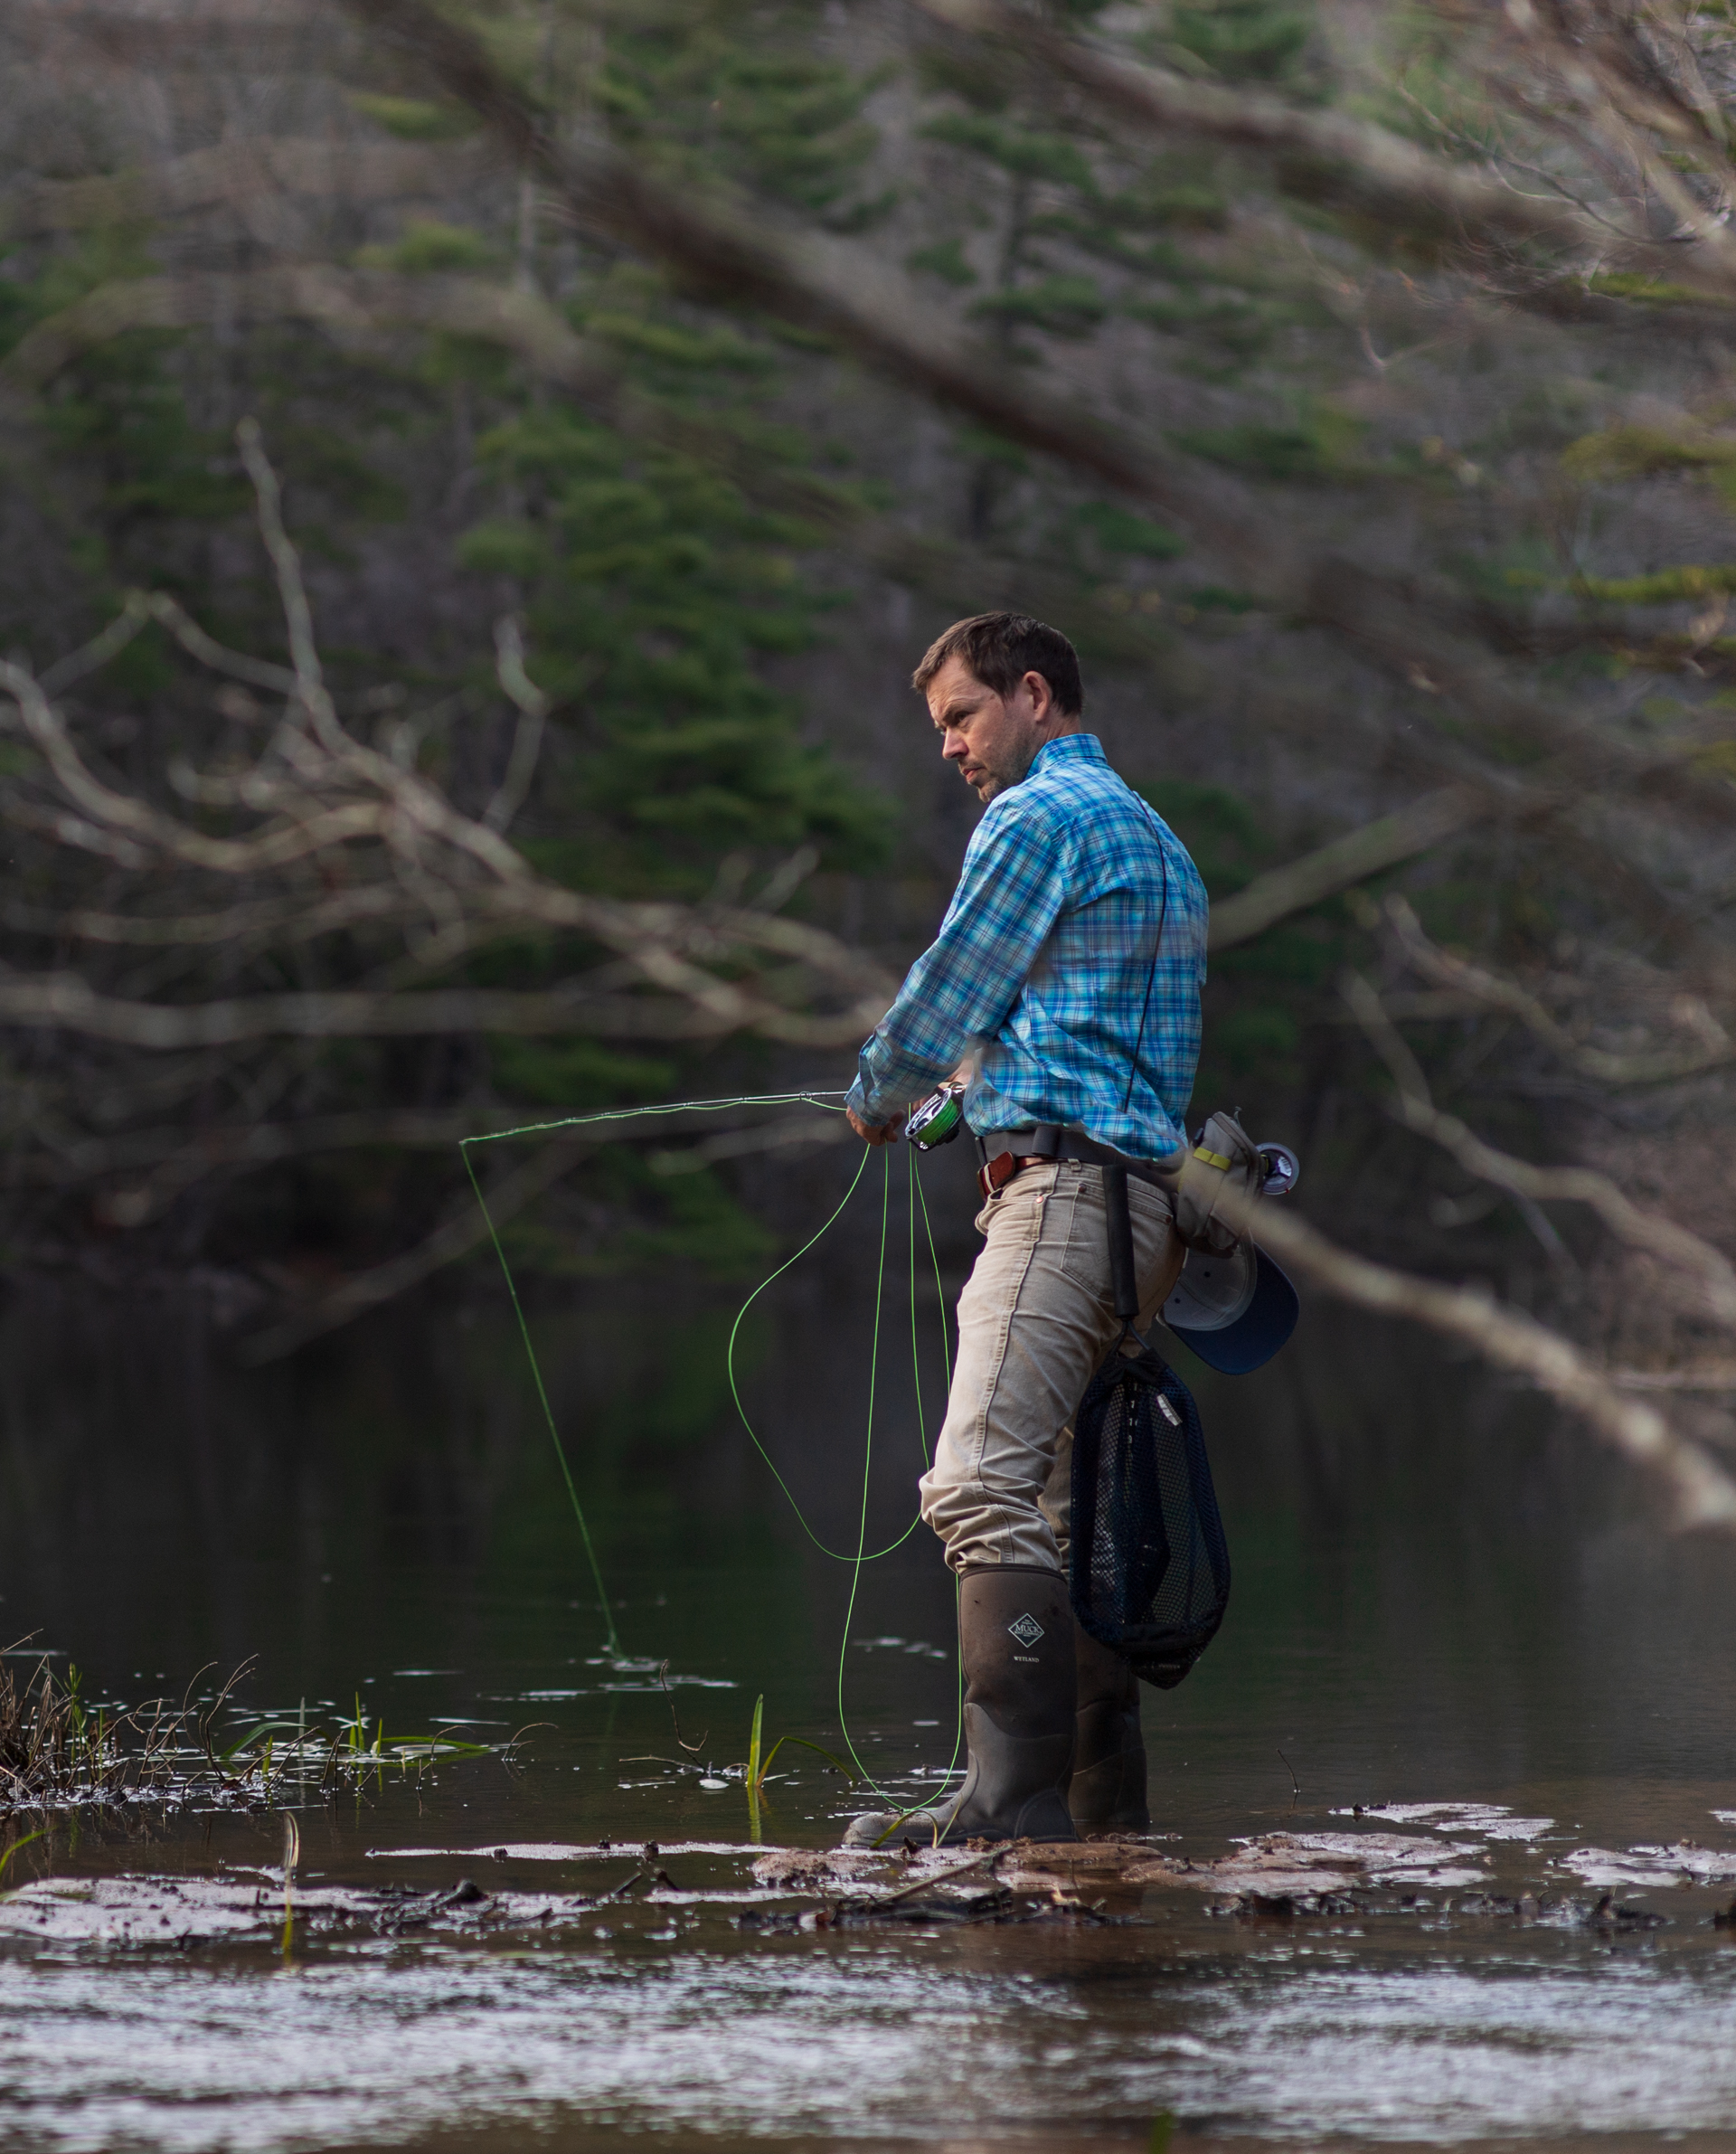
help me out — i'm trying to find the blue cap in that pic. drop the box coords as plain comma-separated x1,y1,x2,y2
1159,1242,1298,1375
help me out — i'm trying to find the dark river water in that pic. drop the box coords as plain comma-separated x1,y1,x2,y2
3,1139,1735,2152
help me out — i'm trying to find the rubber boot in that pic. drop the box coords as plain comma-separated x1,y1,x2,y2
1068,1620,1150,1835
844,1566,1078,1847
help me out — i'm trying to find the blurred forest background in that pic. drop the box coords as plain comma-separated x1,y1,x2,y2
5,0,1736,1522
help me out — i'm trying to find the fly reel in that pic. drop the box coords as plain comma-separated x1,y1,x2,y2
907,1080,967,1151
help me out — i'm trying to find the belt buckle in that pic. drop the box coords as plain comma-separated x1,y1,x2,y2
976,1149,1020,1201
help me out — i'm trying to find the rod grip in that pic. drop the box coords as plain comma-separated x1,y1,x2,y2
1103,1164,1138,1323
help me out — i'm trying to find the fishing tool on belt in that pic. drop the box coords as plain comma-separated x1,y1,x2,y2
1159,1111,1301,1375
1069,1118,1298,1686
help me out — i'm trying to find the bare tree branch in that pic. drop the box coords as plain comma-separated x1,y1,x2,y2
1341,969,1736,1325
0,885,410,949
0,417,894,1061
0,972,873,1048
1209,789,1482,949
1610,1363,1736,1392
909,0,1708,277
237,1136,590,1363
1379,894,1736,1083
1235,1199,1736,1532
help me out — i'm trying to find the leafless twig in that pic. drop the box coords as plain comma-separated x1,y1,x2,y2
1341,969,1736,1326
1237,1197,1736,1532
657,1661,708,1756
1377,895,1735,1083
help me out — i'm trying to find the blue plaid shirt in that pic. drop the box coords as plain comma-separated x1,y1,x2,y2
847,732,1207,1159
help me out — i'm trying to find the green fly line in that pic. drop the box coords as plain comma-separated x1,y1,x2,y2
460,1090,965,1806
819,1148,965,1805
460,1090,859,1657
723,1145,931,1563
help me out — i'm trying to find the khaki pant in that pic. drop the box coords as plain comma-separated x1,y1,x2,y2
918,1161,1186,1573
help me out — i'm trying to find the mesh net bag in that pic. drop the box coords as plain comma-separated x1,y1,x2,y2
1068,1344,1231,1689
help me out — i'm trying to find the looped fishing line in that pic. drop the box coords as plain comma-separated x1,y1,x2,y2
462,1090,856,1657
462,1090,964,1806
723,1142,947,1563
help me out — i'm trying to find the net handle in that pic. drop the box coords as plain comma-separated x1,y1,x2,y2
1103,1164,1140,1327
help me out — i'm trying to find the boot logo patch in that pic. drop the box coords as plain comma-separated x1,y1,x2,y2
1006,1612,1045,1648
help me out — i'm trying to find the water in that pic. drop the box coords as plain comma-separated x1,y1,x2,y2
3,1171,1735,2152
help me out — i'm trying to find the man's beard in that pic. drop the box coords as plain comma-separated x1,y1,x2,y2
970,745,1036,802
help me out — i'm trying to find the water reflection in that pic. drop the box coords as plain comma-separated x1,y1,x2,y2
8,1932,1736,2150
2,1216,1735,2148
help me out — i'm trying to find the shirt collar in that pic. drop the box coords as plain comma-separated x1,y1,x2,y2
1028,731,1105,778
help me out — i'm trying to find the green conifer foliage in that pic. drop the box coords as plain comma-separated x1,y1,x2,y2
12,0,1736,1336
1167,0,1314,83
459,395,889,896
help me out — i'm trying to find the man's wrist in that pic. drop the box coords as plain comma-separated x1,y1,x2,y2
846,1076,888,1124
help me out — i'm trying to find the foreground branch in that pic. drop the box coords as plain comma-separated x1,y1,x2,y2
910,0,1692,280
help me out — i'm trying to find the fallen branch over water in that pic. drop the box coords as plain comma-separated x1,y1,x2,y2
1242,1201,1736,1533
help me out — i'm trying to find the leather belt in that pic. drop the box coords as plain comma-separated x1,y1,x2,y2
975,1123,1175,1202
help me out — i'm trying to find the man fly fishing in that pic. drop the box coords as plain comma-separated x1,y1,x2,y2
843,611,1210,1847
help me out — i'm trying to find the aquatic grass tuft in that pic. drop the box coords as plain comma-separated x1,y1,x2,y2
0,1646,197,1812
0,1647,524,1817
0,1826,46,1890
281,1811,300,1960
741,1692,856,1842
627,1686,857,1838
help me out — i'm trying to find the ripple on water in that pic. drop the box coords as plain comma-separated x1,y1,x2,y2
5,1942,1736,2149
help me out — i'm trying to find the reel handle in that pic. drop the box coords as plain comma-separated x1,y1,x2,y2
1257,1142,1300,1197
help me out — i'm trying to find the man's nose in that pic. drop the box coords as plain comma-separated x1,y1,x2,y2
939,729,966,760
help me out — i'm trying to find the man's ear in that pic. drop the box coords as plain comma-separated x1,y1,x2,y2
1022,668,1053,724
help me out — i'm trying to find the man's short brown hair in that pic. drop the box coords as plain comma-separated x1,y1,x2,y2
912,611,1083,718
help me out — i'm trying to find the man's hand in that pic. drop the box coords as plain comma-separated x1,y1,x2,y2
847,1104,905,1146
1156,1111,1265,1254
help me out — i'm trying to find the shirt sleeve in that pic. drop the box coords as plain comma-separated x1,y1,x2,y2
846,796,1069,1122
